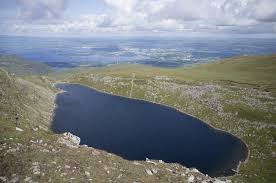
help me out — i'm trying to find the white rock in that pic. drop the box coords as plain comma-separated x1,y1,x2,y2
32,162,40,175
0,176,7,182
10,177,19,183
41,149,50,153
133,162,142,166
92,150,100,155
7,147,19,153
33,170,40,175
15,127,23,132
85,171,90,177
191,168,199,173
145,169,153,175
33,128,38,131
151,168,158,174
32,162,39,166
188,175,194,183
65,165,71,169
214,179,227,183
24,177,31,182
38,125,48,131
117,174,122,179
57,132,80,148
145,158,158,165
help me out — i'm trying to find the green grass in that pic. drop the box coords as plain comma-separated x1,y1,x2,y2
0,57,216,183
90,54,276,92
0,55,51,76
1,54,276,182
58,54,276,183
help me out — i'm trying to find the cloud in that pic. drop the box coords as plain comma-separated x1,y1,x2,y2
16,0,68,21
1,0,276,35
48,14,114,33
251,0,276,22
104,0,137,14
100,0,276,33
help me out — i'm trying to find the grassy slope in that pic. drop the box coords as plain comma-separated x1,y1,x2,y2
60,55,276,183
0,59,214,182
1,54,276,182
0,55,51,76
93,55,276,88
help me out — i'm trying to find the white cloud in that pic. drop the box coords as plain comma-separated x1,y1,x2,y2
16,0,68,21
1,0,276,35
251,0,276,22
104,0,137,14
100,0,276,33
49,14,114,33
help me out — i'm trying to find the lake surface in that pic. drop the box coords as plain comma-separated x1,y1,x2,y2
1,35,276,68
52,83,248,177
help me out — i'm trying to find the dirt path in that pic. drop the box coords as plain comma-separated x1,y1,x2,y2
129,73,135,98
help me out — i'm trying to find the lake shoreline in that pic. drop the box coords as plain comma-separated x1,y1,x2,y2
52,81,249,178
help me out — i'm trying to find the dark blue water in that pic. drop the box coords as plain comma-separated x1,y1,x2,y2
52,83,248,177
1,35,276,68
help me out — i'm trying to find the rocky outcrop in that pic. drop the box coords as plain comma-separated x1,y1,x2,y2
57,132,80,148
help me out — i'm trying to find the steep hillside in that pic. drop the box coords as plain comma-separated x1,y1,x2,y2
0,55,51,76
0,60,220,183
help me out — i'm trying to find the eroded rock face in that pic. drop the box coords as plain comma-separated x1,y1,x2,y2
57,132,80,148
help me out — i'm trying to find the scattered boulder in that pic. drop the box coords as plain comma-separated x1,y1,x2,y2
158,160,164,164
190,168,199,173
57,132,80,148
151,168,158,174
214,179,231,183
145,158,158,165
187,175,194,183
0,176,7,182
133,162,142,166
85,171,90,177
32,162,40,175
65,165,71,169
9,177,19,183
24,177,31,182
145,169,153,175
6,147,19,153
117,174,122,179
91,149,100,155
15,127,23,132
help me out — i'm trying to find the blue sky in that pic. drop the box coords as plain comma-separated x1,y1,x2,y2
65,0,109,16
0,0,276,37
